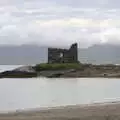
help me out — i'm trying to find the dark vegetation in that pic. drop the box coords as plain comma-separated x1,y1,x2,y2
34,63,82,71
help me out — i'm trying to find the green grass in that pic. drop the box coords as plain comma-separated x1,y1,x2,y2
34,63,81,71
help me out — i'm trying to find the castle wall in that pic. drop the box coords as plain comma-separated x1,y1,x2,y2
48,43,78,63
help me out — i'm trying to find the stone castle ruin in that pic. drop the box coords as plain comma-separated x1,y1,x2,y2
48,43,78,63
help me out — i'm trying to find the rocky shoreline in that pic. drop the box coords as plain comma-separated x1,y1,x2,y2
1,64,120,78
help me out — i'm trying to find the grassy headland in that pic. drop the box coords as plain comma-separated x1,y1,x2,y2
33,63,120,78
1,62,120,78
34,63,81,71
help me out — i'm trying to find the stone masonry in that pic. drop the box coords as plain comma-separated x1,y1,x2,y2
48,43,78,63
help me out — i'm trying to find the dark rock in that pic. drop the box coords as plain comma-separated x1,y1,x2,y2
0,66,37,78
13,66,36,73
0,70,37,78
47,73,64,78
46,69,76,78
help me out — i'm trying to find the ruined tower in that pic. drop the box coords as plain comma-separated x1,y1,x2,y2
48,43,78,63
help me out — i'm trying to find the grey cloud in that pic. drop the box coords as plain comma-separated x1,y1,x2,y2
1,0,120,20
46,0,120,8
0,0,120,8
0,0,119,47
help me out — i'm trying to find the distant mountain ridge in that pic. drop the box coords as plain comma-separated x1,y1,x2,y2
79,44,120,64
0,45,48,65
0,44,120,65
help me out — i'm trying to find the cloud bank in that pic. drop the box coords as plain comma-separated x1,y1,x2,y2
0,0,120,47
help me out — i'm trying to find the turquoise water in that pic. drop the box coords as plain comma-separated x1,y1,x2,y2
0,65,120,112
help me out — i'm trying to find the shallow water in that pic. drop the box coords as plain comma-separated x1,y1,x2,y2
0,65,22,72
0,65,120,112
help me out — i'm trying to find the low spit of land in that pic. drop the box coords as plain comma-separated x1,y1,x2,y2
1,102,120,120
1,63,120,78
34,63,120,78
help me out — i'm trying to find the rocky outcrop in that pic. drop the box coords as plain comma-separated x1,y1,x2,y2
1,64,120,78
0,66,37,78
46,69,76,78
0,71,37,78
13,66,36,72
41,64,120,78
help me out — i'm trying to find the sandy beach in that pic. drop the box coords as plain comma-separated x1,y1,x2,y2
0,102,120,120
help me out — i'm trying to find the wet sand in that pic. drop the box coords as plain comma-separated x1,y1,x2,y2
0,102,120,120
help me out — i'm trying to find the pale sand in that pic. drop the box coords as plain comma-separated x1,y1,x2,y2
0,102,120,120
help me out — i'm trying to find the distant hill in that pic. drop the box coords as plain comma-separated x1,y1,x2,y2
79,44,120,64
0,45,48,65
0,44,120,65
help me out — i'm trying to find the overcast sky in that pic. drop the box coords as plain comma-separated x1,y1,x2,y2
0,0,120,47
